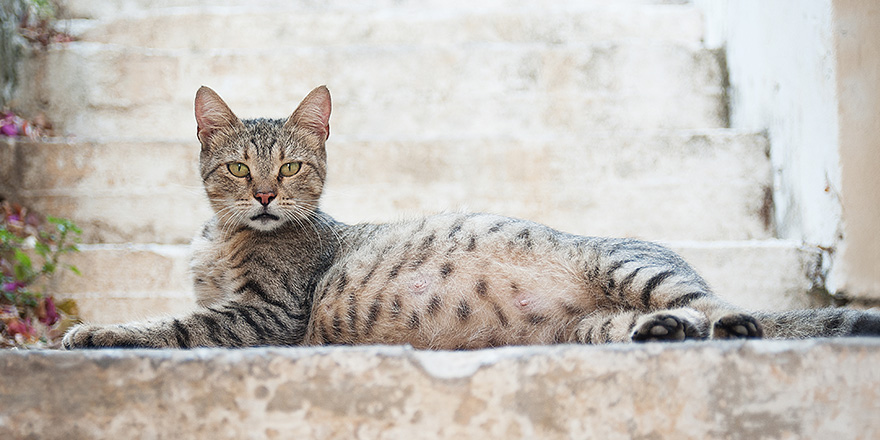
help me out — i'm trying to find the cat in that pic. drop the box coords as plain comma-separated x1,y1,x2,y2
62,86,880,349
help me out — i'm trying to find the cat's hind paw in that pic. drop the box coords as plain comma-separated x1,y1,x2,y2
711,313,764,339
631,312,705,343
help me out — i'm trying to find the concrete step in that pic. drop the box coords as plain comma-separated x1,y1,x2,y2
46,239,822,325
2,340,879,439
67,3,703,49
61,0,703,24
16,40,726,139
1,130,770,244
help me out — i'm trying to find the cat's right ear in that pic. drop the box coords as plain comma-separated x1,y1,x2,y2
194,86,243,147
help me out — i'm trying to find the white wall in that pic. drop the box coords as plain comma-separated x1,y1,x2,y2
695,0,880,299
696,0,842,246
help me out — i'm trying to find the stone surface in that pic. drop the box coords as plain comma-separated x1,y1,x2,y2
15,41,725,139
45,244,199,323
68,2,702,49
1,131,771,243
2,339,879,439
43,239,821,325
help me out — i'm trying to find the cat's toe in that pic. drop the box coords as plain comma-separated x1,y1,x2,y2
712,313,764,339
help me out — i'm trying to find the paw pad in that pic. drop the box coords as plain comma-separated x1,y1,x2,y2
712,313,764,339
632,315,688,342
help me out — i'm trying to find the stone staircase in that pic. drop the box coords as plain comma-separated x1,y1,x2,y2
3,1,879,438
2,0,827,324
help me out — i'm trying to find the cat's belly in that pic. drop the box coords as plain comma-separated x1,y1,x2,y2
305,250,601,349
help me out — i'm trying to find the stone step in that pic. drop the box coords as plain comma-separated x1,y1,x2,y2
61,0,702,23
16,40,726,139
1,130,771,244
66,2,703,49
46,239,822,325
3,340,879,439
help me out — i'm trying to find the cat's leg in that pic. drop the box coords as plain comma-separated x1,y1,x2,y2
583,238,764,340
571,307,709,344
62,299,308,349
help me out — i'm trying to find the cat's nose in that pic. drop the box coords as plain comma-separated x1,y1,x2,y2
254,192,276,206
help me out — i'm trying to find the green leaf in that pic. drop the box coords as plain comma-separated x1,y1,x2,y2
34,241,50,257
67,265,81,276
48,217,82,235
42,261,56,275
13,248,31,269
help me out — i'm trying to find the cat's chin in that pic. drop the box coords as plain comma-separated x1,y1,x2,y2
247,213,285,231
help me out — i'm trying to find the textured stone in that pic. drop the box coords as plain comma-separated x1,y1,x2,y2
1,340,879,439
1,131,770,243
15,41,726,139
69,2,703,49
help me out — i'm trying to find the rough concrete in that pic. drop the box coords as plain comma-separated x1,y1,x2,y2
1,131,771,243
1,339,879,439
16,40,726,140
69,2,703,48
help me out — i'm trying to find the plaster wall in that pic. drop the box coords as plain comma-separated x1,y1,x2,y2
695,0,879,298
832,0,880,299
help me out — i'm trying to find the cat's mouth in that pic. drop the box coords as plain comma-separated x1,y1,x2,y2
250,213,280,222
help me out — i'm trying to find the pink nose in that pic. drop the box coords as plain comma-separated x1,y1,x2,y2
254,192,276,206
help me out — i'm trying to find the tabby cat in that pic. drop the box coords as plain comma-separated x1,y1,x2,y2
62,86,880,349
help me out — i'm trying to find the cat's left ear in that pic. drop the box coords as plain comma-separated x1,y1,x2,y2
285,85,331,142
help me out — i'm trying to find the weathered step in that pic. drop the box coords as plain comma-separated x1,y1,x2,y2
67,3,703,49
16,40,726,139
3,340,879,439
61,0,703,23
1,131,770,244
45,244,198,324
47,240,823,325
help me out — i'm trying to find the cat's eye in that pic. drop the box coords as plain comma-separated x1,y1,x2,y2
227,162,250,178
279,162,302,177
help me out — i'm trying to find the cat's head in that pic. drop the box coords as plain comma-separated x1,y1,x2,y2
194,86,331,232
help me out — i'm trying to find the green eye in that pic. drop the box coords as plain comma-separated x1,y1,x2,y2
227,162,250,178
279,162,302,177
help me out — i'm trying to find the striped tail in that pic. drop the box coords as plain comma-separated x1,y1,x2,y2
755,308,880,339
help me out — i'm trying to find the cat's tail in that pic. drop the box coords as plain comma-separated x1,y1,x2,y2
754,308,880,339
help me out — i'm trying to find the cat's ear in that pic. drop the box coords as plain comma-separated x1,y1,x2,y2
285,86,331,141
194,86,244,146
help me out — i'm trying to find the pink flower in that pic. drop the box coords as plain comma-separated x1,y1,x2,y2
2,281,25,293
0,123,16,137
39,297,59,325
5,318,35,338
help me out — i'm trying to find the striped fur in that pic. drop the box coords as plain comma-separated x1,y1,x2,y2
62,86,880,349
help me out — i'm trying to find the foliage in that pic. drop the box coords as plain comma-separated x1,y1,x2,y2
1,0,74,109
1,200,81,348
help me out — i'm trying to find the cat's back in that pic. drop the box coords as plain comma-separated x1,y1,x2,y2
308,212,604,348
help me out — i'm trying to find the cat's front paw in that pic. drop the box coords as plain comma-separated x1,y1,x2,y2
62,324,149,349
